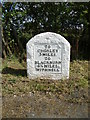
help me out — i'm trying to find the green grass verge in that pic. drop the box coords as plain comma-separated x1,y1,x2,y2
2,56,88,103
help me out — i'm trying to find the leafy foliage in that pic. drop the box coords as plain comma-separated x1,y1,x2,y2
2,2,89,60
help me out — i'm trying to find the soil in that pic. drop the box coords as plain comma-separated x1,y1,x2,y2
1,59,88,118
2,91,88,118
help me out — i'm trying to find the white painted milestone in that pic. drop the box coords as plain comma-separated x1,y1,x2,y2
26,32,70,80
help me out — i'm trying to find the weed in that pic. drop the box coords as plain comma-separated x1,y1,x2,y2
2,58,88,103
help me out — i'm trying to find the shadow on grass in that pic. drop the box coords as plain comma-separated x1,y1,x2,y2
2,67,27,77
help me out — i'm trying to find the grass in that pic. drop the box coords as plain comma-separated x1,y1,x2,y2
1,56,88,103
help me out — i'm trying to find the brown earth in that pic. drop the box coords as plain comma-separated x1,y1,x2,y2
1,58,88,118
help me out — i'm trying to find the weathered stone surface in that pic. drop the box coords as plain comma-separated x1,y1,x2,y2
26,32,70,80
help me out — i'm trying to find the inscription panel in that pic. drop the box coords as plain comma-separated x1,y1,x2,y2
34,43,62,73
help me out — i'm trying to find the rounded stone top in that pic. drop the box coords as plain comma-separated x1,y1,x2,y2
26,32,70,80
27,32,70,47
